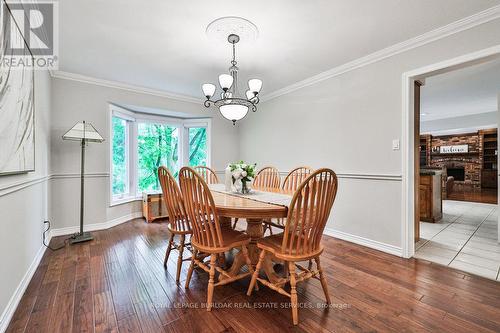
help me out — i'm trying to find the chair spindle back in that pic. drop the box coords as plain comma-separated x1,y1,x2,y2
158,166,191,233
253,166,281,189
194,166,219,184
179,167,223,248
282,168,338,256
282,167,314,192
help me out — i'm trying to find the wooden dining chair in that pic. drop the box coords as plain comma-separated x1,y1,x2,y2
179,166,255,311
232,166,281,229
158,166,192,284
253,166,281,189
263,166,314,235
194,165,219,184
247,168,338,325
282,166,314,191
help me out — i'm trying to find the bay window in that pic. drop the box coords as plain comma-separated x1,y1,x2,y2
110,105,211,204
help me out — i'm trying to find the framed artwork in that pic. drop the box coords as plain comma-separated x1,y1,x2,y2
0,1,35,175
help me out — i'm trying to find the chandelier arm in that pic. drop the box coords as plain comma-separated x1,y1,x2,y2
204,99,213,108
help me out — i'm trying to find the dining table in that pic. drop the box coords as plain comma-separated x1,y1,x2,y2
208,184,293,283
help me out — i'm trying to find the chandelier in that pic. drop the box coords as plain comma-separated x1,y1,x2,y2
202,34,262,125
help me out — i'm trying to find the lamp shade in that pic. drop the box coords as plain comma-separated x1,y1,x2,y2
245,90,255,100
218,74,233,90
219,104,248,122
248,79,262,93
62,121,104,143
202,83,216,98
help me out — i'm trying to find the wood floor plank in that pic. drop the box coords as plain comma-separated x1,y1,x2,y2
7,218,500,333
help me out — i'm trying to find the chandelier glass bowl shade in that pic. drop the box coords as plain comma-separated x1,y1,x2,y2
202,33,262,124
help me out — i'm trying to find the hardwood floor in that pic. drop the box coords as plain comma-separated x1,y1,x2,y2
447,186,497,204
7,218,500,333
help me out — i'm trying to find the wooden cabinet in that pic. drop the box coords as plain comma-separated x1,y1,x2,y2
142,192,168,223
481,169,497,189
480,129,497,189
419,173,442,223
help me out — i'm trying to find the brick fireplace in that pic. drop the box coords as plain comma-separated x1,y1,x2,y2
428,133,481,186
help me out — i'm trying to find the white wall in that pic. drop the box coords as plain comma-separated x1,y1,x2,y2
0,69,51,330
49,78,240,230
421,111,497,134
239,18,500,253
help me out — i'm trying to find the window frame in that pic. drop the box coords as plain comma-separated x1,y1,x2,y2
183,118,212,168
109,105,212,206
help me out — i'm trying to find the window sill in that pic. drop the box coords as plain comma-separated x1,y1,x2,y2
110,195,142,207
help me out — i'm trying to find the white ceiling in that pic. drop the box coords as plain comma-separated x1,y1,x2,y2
59,0,500,99
421,58,500,121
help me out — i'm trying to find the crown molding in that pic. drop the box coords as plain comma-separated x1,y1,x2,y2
262,5,500,102
50,70,202,104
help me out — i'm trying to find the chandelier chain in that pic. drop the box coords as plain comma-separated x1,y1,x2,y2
231,42,237,66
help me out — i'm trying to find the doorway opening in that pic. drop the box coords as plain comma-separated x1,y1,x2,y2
403,46,500,281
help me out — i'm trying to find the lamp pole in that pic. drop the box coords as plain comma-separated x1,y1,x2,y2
70,120,94,244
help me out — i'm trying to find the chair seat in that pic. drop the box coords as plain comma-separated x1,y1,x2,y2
257,233,323,260
192,228,251,253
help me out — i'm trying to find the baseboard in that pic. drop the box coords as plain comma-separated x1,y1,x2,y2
0,212,143,332
324,228,403,257
0,244,48,333
50,212,143,237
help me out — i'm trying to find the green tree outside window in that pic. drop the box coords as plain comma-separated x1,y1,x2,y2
112,117,127,195
137,123,179,192
189,127,207,167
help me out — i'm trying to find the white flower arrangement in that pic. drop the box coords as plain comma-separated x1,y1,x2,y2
229,161,256,194
229,161,256,183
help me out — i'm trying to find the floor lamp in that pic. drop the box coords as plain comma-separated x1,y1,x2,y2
62,120,104,244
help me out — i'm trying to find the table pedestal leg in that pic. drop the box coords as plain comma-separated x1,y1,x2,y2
225,218,283,284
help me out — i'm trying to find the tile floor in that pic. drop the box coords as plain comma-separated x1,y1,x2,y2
415,200,500,281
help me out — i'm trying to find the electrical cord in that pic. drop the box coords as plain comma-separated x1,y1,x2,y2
43,220,70,251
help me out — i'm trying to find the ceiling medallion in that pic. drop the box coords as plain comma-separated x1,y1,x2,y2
202,17,262,125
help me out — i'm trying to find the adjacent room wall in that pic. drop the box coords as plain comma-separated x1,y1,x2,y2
0,70,52,331
239,18,500,253
49,77,239,231
421,111,498,134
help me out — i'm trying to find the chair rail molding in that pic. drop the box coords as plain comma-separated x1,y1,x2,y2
0,173,111,198
262,5,500,102
0,175,49,197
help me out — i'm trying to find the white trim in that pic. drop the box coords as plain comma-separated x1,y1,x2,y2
217,170,402,182
401,45,500,259
109,195,142,207
49,6,500,106
0,173,109,198
0,245,47,333
0,175,49,197
0,171,403,199
49,212,143,237
0,211,142,331
263,5,500,102
51,70,202,104
324,227,403,257
51,173,110,179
